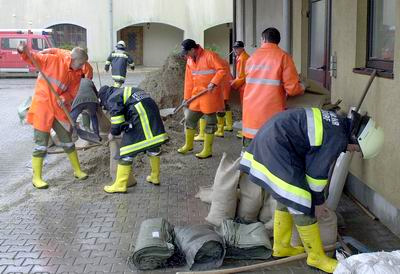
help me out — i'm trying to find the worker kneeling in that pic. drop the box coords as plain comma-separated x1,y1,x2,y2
239,108,383,273
99,85,168,193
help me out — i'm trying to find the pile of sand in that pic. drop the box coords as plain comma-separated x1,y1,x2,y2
139,53,186,109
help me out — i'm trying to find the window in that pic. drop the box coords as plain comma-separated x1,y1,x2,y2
48,24,87,49
1,38,27,50
367,0,396,73
32,38,49,51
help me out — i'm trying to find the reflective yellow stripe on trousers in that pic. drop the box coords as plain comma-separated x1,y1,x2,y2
306,175,328,192
305,108,323,146
240,151,312,209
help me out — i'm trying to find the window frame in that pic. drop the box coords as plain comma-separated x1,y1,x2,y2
366,0,395,73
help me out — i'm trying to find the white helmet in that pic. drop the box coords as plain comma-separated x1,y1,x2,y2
117,40,126,48
356,118,384,159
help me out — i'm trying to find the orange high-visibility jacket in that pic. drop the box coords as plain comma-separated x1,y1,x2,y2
242,43,304,139
44,48,93,79
220,58,233,101
231,50,249,104
20,51,84,133
184,47,226,114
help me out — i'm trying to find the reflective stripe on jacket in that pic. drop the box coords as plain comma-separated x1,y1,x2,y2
20,51,83,132
105,49,134,80
231,51,249,104
242,43,304,139
184,47,226,114
106,87,168,157
239,108,350,215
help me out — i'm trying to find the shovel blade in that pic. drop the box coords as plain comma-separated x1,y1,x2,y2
76,128,102,144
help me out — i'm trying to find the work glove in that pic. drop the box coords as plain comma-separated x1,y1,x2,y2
16,41,28,54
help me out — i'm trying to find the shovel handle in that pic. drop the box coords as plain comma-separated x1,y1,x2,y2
173,88,211,114
355,69,376,113
24,49,76,127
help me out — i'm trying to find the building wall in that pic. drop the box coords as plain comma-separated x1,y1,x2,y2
204,23,231,58
141,23,183,67
0,0,232,62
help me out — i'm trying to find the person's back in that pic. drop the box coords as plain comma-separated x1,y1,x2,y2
105,41,135,87
242,27,304,140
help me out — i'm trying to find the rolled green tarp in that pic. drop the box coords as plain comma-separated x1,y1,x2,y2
130,218,175,270
221,220,272,260
174,224,225,271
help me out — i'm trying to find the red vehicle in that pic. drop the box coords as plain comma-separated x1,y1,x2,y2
0,29,54,75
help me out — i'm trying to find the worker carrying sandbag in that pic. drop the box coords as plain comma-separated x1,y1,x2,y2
17,42,89,189
99,85,168,193
178,39,226,159
239,107,384,273
104,40,135,88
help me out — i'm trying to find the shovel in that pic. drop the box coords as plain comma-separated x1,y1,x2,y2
25,49,102,144
173,88,211,114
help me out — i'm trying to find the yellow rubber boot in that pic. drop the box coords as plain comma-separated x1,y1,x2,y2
146,156,160,185
196,133,214,159
32,156,49,189
178,128,196,154
296,223,338,273
214,116,225,137
273,210,305,258
236,130,243,139
224,111,233,131
104,164,131,193
67,150,88,180
194,118,206,142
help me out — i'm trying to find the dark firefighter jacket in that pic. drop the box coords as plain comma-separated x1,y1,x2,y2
104,49,134,82
101,86,168,158
239,108,351,215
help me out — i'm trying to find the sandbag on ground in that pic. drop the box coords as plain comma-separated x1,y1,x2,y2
174,224,225,271
221,220,272,260
206,153,241,226
258,190,277,232
236,173,263,222
130,218,175,270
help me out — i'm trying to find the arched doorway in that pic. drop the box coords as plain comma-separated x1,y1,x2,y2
204,23,233,61
48,23,87,49
117,23,184,66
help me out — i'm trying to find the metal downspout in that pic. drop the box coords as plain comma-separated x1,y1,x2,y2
109,0,113,52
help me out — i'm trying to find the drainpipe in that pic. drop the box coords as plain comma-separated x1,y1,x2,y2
282,0,292,54
109,0,114,52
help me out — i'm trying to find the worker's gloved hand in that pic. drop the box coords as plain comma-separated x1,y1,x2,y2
104,66,109,72
315,203,329,219
207,82,216,92
108,133,115,141
16,41,28,54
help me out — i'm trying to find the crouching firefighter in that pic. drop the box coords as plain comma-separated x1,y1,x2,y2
239,108,384,273
99,85,168,193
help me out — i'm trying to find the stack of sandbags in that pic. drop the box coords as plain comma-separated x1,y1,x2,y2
206,153,241,226
174,224,225,271
291,207,337,247
236,173,263,222
130,218,175,270
221,220,272,260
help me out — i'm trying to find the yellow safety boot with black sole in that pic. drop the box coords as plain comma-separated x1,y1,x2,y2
224,111,233,132
104,164,131,193
195,133,214,159
146,156,160,185
194,118,206,142
272,210,305,258
178,128,196,154
214,116,225,137
296,222,338,273
32,156,49,189
236,130,243,139
67,150,88,180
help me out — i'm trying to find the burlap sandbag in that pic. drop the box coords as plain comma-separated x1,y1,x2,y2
291,207,337,247
97,107,111,134
205,153,241,226
236,173,263,222
109,137,136,186
258,190,277,232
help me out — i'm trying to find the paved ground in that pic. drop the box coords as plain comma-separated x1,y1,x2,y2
0,71,399,274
